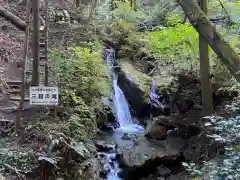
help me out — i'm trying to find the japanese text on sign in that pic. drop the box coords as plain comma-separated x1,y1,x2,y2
30,86,59,105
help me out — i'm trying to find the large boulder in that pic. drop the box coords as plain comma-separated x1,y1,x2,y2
145,121,167,140
117,133,186,179
117,60,176,118
145,116,174,140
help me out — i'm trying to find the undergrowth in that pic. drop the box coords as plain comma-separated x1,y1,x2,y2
182,101,240,180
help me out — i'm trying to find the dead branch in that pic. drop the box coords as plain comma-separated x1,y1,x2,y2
148,65,158,76
0,7,27,30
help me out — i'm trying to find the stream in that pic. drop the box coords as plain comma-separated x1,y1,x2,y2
96,48,144,180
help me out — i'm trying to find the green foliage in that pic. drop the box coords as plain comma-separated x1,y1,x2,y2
49,44,111,143
115,19,136,34
112,2,151,23
50,46,110,105
62,98,97,142
145,23,199,62
164,14,182,27
0,150,36,171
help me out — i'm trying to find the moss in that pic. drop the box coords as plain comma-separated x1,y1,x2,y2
119,60,175,102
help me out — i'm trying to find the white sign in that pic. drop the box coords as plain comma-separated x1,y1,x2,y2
30,86,59,105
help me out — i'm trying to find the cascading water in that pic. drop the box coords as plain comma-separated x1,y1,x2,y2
113,78,133,127
105,48,144,132
97,48,144,180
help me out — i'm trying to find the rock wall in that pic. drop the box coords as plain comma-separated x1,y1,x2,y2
117,67,150,118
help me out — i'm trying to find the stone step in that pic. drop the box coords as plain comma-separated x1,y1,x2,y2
8,89,21,93
40,56,47,61
6,81,22,86
0,119,14,123
25,71,45,75
10,96,30,101
39,43,45,47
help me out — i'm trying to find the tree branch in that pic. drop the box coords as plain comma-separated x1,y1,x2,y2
0,7,26,30
176,0,240,82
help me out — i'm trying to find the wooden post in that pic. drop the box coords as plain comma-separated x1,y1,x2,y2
16,0,30,139
44,0,48,86
199,0,213,116
31,0,40,86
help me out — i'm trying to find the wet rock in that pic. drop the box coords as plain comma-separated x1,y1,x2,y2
117,62,148,117
101,122,114,132
156,165,171,177
95,140,116,152
98,152,113,178
145,116,173,140
118,61,176,118
121,133,137,141
117,134,185,169
100,163,111,178
145,124,167,140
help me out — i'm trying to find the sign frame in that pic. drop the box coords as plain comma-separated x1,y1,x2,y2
29,86,59,106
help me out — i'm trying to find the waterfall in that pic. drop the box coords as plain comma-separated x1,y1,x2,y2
113,79,133,127
104,48,144,132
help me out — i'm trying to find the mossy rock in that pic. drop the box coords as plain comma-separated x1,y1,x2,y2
118,60,176,117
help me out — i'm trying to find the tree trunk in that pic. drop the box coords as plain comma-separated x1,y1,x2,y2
16,0,30,142
44,0,49,86
176,0,240,82
0,7,26,30
133,0,137,11
31,0,40,86
89,0,97,21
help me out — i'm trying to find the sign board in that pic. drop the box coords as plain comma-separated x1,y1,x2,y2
30,86,59,105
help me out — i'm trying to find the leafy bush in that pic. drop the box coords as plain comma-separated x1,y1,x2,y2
49,46,110,106
49,45,111,141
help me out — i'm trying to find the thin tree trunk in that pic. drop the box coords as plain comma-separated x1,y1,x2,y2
44,0,49,86
198,0,213,116
89,0,97,21
16,0,30,140
133,0,137,11
31,0,40,86
0,7,26,30
176,0,240,82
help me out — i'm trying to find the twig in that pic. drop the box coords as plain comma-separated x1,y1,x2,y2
217,0,232,26
147,65,158,76
4,163,26,180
